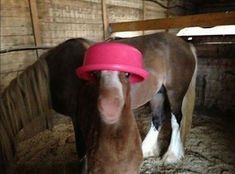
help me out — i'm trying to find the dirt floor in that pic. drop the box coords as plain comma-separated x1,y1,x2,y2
10,109,235,174
140,112,235,174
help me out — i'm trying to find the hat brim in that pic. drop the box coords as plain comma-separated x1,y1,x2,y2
76,64,149,83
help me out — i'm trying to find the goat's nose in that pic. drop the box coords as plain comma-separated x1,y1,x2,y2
98,94,124,124
99,96,121,113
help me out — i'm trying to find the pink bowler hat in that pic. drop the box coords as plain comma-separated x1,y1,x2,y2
75,42,149,83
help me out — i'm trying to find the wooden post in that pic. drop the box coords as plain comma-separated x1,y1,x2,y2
110,11,235,33
165,0,170,32
28,0,42,58
142,0,145,35
101,0,109,40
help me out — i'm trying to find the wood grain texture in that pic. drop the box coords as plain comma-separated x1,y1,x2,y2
110,11,235,32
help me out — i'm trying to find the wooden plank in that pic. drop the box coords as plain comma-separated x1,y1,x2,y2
108,5,142,23
0,35,35,48
109,11,235,32
1,17,32,27
28,0,42,46
101,0,109,39
0,26,33,36
106,0,143,9
0,7,31,17
142,0,145,35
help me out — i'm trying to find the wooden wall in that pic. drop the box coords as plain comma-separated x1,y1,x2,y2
0,0,166,92
144,0,167,34
107,0,143,22
183,35,235,114
0,0,37,91
38,0,103,45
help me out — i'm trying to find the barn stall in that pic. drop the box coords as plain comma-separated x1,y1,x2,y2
0,0,235,173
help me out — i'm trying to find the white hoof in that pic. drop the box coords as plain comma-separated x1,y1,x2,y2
142,143,160,158
162,149,184,164
142,123,160,158
162,113,184,164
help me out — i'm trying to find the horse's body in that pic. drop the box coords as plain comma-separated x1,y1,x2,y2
0,32,197,173
117,33,197,162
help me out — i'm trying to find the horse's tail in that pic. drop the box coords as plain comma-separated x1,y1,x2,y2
180,44,197,144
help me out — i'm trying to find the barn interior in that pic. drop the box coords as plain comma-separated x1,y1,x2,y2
0,0,235,173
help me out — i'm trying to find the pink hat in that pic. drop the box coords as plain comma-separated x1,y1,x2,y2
75,42,149,83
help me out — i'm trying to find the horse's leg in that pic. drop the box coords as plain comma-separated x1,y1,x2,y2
71,117,87,173
162,90,185,164
142,86,166,158
80,156,88,174
0,150,6,174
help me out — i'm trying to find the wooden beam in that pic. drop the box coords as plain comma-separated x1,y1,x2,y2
109,11,235,33
101,0,109,39
28,0,42,57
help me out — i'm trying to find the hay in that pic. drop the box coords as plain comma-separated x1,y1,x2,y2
9,112,235,174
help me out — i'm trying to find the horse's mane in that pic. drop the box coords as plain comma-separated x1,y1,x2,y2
0,55,52,165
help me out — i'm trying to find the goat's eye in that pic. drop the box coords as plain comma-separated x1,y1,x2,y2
125,72,130,78
91,71,101,79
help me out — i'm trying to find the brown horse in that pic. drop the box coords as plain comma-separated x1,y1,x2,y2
115,33,197,163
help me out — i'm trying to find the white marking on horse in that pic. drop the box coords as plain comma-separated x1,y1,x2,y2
98,70,124,124
163,113,184,163
142,122,160,158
